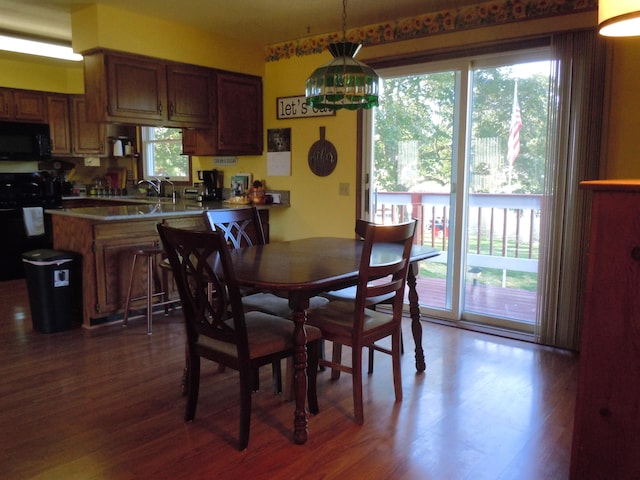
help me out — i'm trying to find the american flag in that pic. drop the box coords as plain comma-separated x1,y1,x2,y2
507,82,522,166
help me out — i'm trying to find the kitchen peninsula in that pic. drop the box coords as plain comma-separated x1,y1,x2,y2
48,197,283,327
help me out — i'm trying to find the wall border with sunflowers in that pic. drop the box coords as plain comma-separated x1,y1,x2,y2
265,0,596,62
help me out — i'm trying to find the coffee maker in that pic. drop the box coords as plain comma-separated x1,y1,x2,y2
198,169,223,201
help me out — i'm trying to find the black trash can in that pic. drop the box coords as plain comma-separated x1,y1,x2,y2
22,249,81,333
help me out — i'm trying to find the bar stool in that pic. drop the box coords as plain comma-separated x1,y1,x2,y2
122,247,172,335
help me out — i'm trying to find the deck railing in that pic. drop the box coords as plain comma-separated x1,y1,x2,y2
374,191,542,274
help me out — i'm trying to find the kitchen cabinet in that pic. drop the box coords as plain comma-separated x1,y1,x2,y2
52,213,204,326
0,88,12,120
71,96,107,155
0,87,47,123
46,94,107,157
83,50,214,128
166,62,214,127
181,128,216,155
47,95,72,155
215,71,263,154
51,207,271,327
182,70,263,156
570,180,640,479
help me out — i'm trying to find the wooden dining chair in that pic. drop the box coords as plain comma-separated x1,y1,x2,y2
321,219,404,373
157,224,322,450
306,219,417,424
203,207,328,314
203,207,328,392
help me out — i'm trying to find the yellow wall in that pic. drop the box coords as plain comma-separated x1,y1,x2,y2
604,37,640,179
262,53,359,241
0,55,84,93
71,4,263,76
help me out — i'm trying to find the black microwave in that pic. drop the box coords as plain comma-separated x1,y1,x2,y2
0,121,52,161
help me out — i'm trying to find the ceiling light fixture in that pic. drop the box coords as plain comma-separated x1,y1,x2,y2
0,34,83,61
305,0,379,110
599,0,640,37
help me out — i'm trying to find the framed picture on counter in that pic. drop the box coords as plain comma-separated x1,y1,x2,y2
231,173,251,195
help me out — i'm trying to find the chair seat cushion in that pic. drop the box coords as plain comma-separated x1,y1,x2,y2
197,311,322,359
306,300,393,337
321,286,395,306
241,292,329,318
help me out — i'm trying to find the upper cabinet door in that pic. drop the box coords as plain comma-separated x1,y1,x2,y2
0,88,47,123
84,51,215,128
0,89,13,119
47,95,72,155
166,63,213,128
13,90,47,122
105,54,166,124
71,96,106,156
215,71,263,155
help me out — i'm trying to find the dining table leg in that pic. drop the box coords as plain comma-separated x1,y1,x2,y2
407,262,426,372
290,295,310,444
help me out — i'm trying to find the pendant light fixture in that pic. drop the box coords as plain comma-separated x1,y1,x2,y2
599,0,640,37
305,0,379,110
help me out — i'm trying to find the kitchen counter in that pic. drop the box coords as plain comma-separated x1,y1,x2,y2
49,195,287,221
49,195,279,327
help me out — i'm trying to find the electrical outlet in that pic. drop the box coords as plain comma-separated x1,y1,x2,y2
339,183,350,196
84,157,100,167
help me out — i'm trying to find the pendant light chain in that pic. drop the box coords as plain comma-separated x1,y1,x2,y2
341,0,347,42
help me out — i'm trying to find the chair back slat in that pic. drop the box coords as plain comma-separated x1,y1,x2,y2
203,208,266,249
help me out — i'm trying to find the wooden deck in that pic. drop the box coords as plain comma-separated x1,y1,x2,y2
413,276,537,324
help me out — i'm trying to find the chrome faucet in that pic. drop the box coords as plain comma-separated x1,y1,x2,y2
162,177,175,200
137,178,161,196
137,177,176,201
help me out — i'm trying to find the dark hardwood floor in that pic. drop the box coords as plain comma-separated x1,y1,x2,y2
0,279,578,479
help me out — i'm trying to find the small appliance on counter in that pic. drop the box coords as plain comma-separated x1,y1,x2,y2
197,169,223,201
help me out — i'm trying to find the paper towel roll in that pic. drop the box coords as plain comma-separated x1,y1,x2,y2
113,139,124,157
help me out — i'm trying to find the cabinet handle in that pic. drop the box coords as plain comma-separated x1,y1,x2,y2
169,102,174,116
631,247,640,262
158,102,163,114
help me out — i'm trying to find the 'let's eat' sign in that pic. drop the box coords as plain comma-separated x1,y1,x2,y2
276,96,335,119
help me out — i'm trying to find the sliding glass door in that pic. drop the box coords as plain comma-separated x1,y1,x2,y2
364,48,551,334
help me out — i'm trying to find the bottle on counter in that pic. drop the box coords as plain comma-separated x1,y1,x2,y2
248,180,265,204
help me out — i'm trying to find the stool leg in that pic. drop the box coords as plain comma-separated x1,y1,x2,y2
122,253,138,328
146,254,154,335
161,265,170,315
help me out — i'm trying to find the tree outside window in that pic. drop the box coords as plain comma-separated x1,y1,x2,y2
141,127,190,183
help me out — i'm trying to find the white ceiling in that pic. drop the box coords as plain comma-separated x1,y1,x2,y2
0,0,482,46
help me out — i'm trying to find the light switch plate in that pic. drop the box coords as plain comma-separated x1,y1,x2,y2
84,157,100,167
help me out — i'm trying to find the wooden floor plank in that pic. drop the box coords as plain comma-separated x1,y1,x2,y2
0,279,576,479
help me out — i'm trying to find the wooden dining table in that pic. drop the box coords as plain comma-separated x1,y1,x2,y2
229,237,440,444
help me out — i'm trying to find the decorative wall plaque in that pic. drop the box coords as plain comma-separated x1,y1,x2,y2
308,126,337,177
276,96,335,119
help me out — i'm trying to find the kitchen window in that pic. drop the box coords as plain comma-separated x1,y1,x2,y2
140,126,191,183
